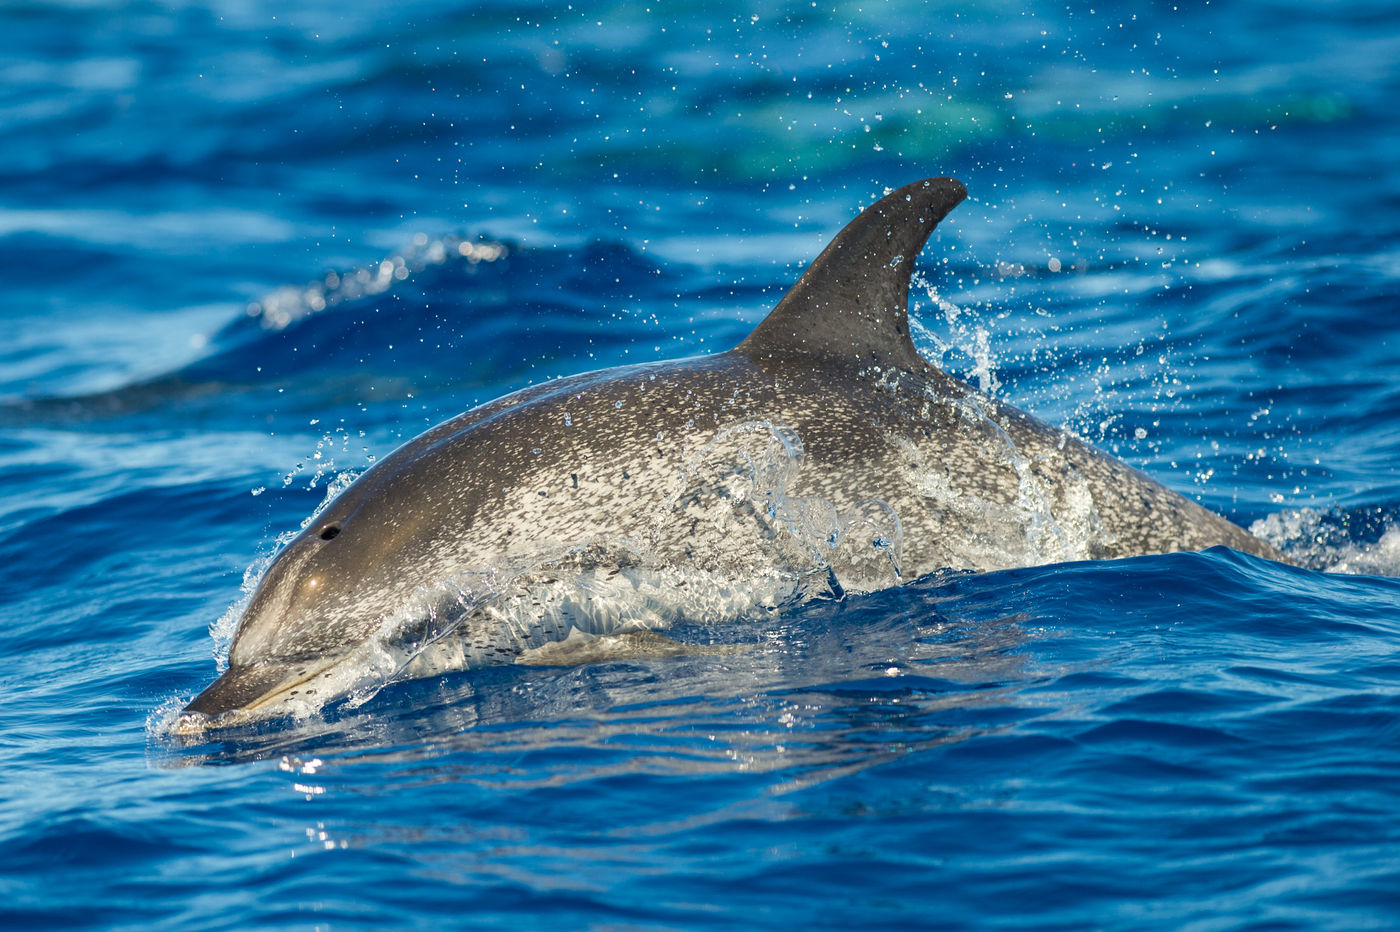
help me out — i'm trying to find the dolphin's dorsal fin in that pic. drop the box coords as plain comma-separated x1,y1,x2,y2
739,176,966,368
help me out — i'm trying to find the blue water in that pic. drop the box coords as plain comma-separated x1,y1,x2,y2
4,0,1400,928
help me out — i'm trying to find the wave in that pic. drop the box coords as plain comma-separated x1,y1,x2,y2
0,233,712,425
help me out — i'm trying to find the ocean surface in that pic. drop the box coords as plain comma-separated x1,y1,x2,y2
4,0,1400,928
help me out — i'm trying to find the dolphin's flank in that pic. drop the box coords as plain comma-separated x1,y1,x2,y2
177,176,1279,732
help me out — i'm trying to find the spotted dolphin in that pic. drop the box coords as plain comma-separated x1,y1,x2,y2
178,176,1279,731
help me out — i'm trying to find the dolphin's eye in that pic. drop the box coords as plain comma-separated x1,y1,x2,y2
319,525,341,541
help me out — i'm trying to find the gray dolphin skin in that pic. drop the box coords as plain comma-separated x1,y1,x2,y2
179,176,1281,731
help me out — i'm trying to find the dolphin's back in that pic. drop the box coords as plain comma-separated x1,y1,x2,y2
333,175,1278,579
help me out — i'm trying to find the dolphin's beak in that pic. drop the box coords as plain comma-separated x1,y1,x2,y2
173,658,337,734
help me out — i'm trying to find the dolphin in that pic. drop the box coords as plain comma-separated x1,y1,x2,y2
177,176,1280,731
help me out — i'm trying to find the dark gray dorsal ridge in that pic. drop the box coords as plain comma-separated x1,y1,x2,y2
739,176,967,367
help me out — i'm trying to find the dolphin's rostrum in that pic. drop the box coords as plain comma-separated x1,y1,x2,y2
178,177,1279,731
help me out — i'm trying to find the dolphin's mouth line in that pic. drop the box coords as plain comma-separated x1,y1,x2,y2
173,655,347,735
237,657,342,713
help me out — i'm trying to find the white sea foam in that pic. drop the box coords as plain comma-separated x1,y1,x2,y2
1252,507,1400,577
